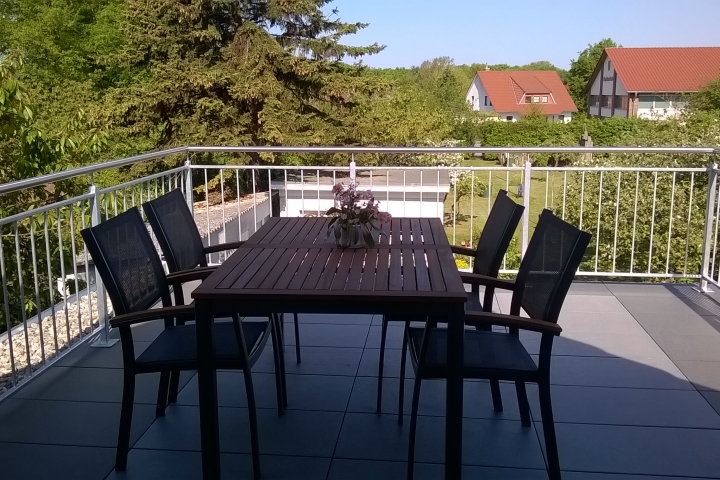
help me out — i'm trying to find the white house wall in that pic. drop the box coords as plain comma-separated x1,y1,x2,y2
466,75,495,113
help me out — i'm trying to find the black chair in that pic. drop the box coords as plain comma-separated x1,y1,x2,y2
81,208,284,479
376,189,524,421
406,209,591,480
142,188,302,366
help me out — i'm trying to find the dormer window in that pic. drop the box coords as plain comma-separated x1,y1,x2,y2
525,96,532,104
533,96,540,103
542,96,548,103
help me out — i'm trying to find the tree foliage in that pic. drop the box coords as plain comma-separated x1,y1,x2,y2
690,76,720,114
566,38,618,113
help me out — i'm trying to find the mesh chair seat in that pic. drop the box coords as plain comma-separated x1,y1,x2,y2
407,327,538,379
135,321,270,372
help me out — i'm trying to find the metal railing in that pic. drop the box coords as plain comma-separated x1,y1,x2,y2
0,144,718,401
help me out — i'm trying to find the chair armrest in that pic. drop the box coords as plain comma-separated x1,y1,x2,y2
450,245,476,256
110,305,196,328
464,310,562,336
166,266,217,285
203,241,246,254
459,272,515,291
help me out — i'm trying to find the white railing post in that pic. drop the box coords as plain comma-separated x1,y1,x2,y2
521,155,532,256
699,160,718,293
184,153,193,215
89,184,118,347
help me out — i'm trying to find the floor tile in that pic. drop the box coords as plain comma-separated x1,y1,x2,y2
673,360,720,391
527,384,720,428
521,331,669,362
283,323,370,348
253,346,363,377
55,341,150,369
652,334,720,362
616,296,698,316
347,376,522,421
12,366,194,405
560,296,630,314
135,405,343,457
327,459,548,480
177,372,354,412
0,442,115,480
291,313,374,325
603,282,676,297
556,311,648,335
562,473,713,480
630,312,720,336
105,449,330,480
700,390,720,416
0,398,156,448
365,325,407,349
547,355,693,390
554,422,720,477
568,282,612,296
356,348,414,378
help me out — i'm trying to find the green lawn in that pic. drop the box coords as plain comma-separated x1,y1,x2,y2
443,158,567,266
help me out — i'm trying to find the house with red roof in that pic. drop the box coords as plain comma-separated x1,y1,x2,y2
586,47,720,119
466,69,577,122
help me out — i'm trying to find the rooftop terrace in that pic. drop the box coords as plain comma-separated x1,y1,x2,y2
3,281,720,480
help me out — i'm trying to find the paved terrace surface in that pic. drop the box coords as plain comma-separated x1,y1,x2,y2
2,282,720,479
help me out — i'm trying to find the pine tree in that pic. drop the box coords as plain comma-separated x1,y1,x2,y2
106,0,386,160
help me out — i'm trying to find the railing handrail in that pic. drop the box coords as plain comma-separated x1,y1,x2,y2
0,144,717,196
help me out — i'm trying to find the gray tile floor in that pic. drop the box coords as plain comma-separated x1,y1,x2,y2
3,282,720,479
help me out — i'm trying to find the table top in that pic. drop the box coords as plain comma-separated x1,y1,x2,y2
192,217,467,304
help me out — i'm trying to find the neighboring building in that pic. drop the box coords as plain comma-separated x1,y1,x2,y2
466,69,577,122
586,47,720,119
272,170,451,219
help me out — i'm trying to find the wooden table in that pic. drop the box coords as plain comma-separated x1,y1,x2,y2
191,217,467,479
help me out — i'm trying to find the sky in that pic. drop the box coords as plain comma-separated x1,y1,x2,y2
329,0,720,70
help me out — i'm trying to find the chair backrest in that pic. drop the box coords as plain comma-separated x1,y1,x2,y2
81,208,171,316
142,188,207,272
473,189,525,276
510,209,591,323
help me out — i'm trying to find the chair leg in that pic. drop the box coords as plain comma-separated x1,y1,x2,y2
538,380,561,480
376,317,388,413
293,313,301,363
242,366,262,480
515,381,532,427
397,322,409,424
115,370,136,471
156,370,170,417
490,378,503,412
275,314,288,408
406,375,423,480
167,370,180,404
269,314,285,415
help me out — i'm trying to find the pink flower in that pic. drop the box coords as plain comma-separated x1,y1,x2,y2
332,183,345,195
378,212,392,224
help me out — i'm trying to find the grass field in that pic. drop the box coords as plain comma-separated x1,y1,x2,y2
443,158,568,267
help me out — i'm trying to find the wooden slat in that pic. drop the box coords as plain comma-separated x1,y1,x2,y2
359,249,378,291
346,250,366,291
198,247,253,290
429,218,449,246
374,248,390,291
243,218,283,245
285,248,319,290
400,218,412,245
425,249,446,292
286,217,317,244
390,218,400,246
259,248,298,289
315,248,344,290
245,247,288,289
414,249,431,291
331,249,356,290
410,218,422,245
401,248,416,291
271,217,302,244
305,218,329,244
388,248,403,291
301,248,334,290
216,248,262,288
377,221,391,246
419,218,435,245
230,248,275,289
437,248,466,293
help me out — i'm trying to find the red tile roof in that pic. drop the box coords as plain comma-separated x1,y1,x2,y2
477,70,577,115
605,47,720,93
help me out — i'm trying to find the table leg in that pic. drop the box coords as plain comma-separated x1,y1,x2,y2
196,300,221,479
445,304,464,479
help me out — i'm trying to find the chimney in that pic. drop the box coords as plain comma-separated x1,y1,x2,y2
485,66,490,71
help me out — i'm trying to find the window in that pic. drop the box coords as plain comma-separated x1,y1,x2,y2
541,96,548,103
601,95,611,108
558,114,565,122
525,96,532,104
533,96,540,103
607,60,612,72
471,95,475,105
484,96,489,106
654,97,670,108
506,116,513,121
613,95,628,109
589,95,599,106
638,95,660,108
